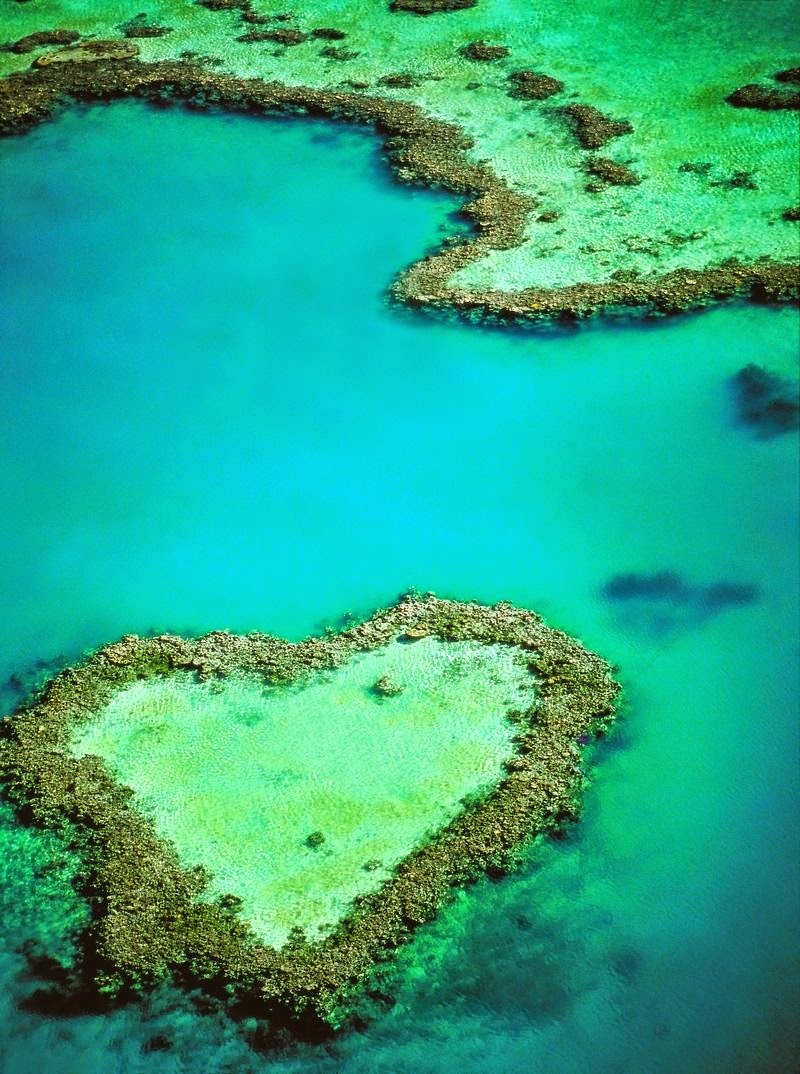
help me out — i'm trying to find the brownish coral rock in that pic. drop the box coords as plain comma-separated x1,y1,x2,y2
378,72,422,87
726,82,800,109
560,103,633,149
195,0,249,9
320,45,358,61
238,28,307,44
8,29,80,54
585,156,641,186
119,15,173,39
463,40,509,62
34,40,140,66
391,0,476,13
508,69,564,99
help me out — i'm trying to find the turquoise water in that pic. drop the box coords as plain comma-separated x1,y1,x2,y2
0,101,798,1071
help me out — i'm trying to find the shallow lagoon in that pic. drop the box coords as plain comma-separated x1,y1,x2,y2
0,102,798,1072
70,639,531,946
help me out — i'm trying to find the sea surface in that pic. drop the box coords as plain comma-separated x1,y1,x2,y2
0,101,798,1073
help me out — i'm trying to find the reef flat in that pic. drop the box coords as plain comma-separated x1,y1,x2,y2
0,595,618,1025
0,0,797,324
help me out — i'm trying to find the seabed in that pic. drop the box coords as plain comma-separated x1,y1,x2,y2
0,595,618,1025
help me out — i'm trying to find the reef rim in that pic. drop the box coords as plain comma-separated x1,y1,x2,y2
0,594,619,1026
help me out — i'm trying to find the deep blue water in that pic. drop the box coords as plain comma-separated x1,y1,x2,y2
0,101,798,1073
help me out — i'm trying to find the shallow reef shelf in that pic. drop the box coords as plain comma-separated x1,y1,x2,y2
0,595,618,1025
0,58,797,325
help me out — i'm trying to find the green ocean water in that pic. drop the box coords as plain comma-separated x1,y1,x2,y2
0,101,798,1072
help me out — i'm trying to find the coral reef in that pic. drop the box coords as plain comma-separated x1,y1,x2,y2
560,103,633,150
730,363,800,437
463,40,509,62
0,594,618,1026
508,70,564,100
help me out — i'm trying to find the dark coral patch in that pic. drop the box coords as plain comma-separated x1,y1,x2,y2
730,364,800,438
726,82,800,110
118,15,173,39
601,571,758,636
391,0,477,12
311,27,347,40
585,157,641,187
238,28,308,44
463,40,509,62
560,103,633,150
7,30,80,54
775,66,800,84
508,70,564,100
